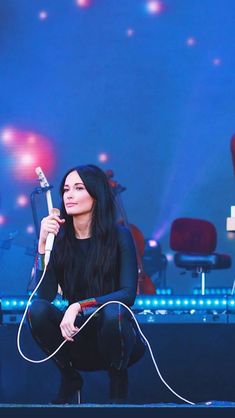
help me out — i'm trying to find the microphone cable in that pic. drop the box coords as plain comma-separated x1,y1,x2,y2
17,264,195,405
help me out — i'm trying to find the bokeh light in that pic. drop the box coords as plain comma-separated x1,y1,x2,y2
26,225,34,234
98,153,109,163
126,28,135,37
76,0,91,8
0,127,56,182
148,239,158,247
0,215,6,225
1,128,15,145
186,37,196,46
213,58,221,66
38,10,48,20
146,1,164,15
166,253,173,262
16,194,29,207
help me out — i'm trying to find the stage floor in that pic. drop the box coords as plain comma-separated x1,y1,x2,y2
1,402,235,418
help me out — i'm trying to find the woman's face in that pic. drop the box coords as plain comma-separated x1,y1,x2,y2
63,170,95,217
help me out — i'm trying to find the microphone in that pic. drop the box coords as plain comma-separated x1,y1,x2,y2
44,208,60,266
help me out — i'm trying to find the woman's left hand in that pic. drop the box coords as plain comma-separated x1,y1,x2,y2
60,302,82,342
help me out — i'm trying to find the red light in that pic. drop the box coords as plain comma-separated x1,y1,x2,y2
0,215,6,225
146,1,164,14
1,128,56,182
76,0,91,8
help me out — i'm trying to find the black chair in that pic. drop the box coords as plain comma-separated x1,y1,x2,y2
170,218,232,295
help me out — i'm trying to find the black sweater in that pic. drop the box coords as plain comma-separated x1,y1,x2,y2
36,225,138,308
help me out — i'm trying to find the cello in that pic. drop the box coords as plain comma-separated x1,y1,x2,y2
106,169,156,295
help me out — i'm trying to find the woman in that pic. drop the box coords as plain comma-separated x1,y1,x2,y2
28,164,146,404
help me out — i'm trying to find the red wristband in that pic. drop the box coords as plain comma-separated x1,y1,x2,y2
79,298,97,308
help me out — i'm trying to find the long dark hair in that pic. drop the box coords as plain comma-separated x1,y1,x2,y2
54,164,118,301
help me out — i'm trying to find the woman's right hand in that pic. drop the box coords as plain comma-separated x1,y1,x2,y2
38,213,65,254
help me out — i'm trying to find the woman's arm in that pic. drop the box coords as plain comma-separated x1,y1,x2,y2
32,212,65,302
79,226,138,308
32,252,59,301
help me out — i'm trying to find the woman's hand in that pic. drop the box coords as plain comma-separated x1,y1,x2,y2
38,213,65,254
60,302,82,342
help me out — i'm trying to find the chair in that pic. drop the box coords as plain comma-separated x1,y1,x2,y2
170,218,232,295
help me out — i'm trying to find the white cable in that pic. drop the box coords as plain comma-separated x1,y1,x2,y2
17,265,194,405
231,280,235,296
17,267,49,362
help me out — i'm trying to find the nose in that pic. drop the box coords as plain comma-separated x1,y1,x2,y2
66,190,74,200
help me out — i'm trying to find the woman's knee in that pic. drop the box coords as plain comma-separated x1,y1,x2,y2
101,303,132,330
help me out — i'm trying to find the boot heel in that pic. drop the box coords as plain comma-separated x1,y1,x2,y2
108,367,128,403
51,370,83,404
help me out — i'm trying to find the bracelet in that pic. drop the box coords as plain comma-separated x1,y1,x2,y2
79,298,97,308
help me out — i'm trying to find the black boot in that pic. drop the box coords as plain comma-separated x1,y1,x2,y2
108,367,128,404
51,366,83,404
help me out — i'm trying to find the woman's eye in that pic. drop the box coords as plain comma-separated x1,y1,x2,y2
63,189,69,193
76,187,84,191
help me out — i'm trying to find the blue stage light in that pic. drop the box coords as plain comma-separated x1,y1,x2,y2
2,295,235,312
156,288,172,295
193,287,232,295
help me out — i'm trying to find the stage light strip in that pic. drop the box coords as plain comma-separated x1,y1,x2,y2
156,288,172,295
1,298,68,310
193,287,232,295
1,296,235,311
134,297,231,309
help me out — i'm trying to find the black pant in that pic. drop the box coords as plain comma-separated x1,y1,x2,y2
28,299,146,372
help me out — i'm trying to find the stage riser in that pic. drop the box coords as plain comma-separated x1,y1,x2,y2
1,406,235,418
1,323,235,404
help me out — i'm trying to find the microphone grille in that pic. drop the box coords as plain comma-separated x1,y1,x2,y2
50,208,60,216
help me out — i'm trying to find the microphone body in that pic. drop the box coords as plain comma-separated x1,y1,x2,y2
44,208,60,266
45,233,55,266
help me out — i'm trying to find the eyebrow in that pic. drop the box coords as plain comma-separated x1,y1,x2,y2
64,182,84,187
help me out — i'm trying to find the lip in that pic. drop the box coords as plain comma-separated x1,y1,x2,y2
66,203,77,207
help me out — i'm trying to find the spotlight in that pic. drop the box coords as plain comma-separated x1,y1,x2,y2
142,239,168,288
